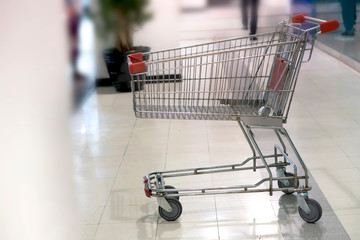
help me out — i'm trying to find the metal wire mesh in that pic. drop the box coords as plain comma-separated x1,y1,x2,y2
130,23,308,121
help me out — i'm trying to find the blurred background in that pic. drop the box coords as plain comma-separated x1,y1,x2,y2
71,0,359,106
0,0,359,239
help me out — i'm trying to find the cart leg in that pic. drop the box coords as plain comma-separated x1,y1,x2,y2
238,121,257,172
245,126,274,195
280,127,309,188
274,129,291,188
274,129,287,162
155,174,165,189
154,174,171,211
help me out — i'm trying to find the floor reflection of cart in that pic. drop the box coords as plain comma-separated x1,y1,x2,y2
128,14,339,223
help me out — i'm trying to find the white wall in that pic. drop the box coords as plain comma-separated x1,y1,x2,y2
134,0,181,52
0,1,79,239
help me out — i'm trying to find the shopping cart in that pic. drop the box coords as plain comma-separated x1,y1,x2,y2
128,14,339,223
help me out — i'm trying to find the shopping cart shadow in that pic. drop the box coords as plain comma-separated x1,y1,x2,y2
135,212,160,239
137,203,183,239
277,194,325,239
108,188,181,239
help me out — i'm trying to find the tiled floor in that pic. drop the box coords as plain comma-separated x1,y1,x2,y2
72,50,360,240
72,2,360,240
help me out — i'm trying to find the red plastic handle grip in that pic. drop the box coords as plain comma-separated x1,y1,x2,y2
292,13,307,23
129,62,146,74
320,20,339,33
128,52,143,63
143,176,151,198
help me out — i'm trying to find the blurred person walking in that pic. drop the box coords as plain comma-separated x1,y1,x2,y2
66,0,85,80
241,0,259,40
340,0,356,36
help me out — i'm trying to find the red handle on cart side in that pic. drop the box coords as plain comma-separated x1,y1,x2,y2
292,13,339,33
128,52,146,74
319,20,339,33
143,176,151,198
129,62,146,74
292,13,307,23
128,52,143,63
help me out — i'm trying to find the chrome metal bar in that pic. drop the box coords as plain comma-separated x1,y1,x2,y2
158,163,286,179
304,16,326,23
146,41,299,65
159,187,310,197
150,177,308,197
280,127,309,188
274,144,298,181
143,31,282,56
148,154,286,177
247,126,274,195
238,121,257,172
274,129,287,155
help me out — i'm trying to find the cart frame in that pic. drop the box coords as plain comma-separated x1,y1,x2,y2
128,14,339,223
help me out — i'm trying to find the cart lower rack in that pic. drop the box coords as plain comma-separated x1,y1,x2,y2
128,14,339,223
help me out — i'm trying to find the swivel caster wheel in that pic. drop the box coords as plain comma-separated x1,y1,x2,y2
298,198,322,223
158,198,182,221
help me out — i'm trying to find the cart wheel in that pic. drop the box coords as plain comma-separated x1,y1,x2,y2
164,185,180,200
278,172,299,194
158,198,182,221
298,198,322,223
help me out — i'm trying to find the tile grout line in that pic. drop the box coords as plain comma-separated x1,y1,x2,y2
213,195,221,240
163,120,172,171
75,109,96,239
122,118,138,158
206,122,221,239
155,119,172,239
92,118,138,238
78,95,98,240
154,216,160,240
92,224,99,240
205,122,213,184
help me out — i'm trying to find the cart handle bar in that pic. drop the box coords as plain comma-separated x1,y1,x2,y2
292,13,339,34
127,40,299,74
128,14,339,74
128,52,146,74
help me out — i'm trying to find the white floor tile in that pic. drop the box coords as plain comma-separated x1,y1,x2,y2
81,225,98,240
80,207,105,225
157,222,219,239
94,222,157,240
218,219,283,240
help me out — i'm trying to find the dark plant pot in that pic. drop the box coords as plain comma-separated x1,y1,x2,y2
113,73,144,92
102,46,150,92
100,48,121,86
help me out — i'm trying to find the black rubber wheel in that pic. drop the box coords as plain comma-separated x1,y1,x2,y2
278,172,299,194
158,198,182,221
164,185,179,200
298,198,322,223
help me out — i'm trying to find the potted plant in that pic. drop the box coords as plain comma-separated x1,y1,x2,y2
96,0,151,91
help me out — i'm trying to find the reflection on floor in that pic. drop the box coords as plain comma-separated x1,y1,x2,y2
73,12,96,108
